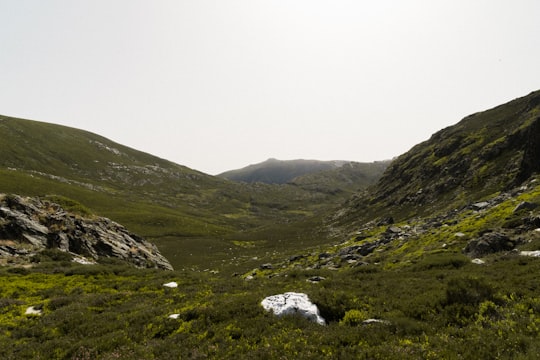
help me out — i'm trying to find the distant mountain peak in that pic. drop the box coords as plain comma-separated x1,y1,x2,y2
218,159,388,185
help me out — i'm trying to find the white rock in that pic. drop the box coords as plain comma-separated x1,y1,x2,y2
72,256,96,265
169,314,180,319
25,306,42,316
471,258,485,265
520,251,540,257
163,282,178,288
261,292,326,325
363,318,390,325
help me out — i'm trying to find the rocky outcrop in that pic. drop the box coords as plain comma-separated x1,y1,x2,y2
464,232,516,257
338,90,540,227
0,194,173,270
261,292,326,325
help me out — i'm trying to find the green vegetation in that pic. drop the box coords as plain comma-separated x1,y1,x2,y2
0,115,376,270
2,244,540,358
2,90,540,358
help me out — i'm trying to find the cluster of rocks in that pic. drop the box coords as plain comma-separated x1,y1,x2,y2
313,225,415,270
0,194,173,270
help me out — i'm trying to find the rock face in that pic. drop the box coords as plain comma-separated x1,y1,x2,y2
261,292,326,325
339,90,540,226
0,194,173,270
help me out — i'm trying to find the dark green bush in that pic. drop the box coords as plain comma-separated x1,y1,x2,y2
412,253,469,271
39,249,73,262
445,276,495,306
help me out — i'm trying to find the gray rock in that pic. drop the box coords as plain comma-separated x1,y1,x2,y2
362,318,390,325
464,232,515,257
376,217,394,226
0,194,173,270
289,254,305,262
386,226,402,234
471,202,490,211
513,201,538,213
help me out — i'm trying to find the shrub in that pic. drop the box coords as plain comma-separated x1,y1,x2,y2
340,309,368,326
445,276,495,306
412,253,469,271
39,249,73,262
443,276,496,324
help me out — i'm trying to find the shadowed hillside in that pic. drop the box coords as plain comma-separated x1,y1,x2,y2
336,90,540,228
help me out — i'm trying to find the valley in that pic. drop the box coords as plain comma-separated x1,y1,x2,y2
1,89,540,358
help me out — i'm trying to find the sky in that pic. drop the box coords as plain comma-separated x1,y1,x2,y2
1,1,539,175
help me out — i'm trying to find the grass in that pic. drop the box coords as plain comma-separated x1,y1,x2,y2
2,91,540,358
3,248,540,359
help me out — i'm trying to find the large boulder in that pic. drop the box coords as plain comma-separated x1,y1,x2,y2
0,194,173,270
261,292,326,325
464,232,515,257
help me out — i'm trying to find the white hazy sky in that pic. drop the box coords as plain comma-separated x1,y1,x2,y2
1,1,539,175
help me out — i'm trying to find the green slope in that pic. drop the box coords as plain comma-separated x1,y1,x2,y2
337,89,540,228
3,91,540,359
0,115,383,271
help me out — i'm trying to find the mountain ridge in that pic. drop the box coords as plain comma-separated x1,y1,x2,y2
218,158,389,186
335,89,540,230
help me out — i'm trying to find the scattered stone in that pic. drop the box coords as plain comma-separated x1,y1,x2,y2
454,232,466,238
376,217,394,226
340,254,362,262
520,251,540,257
464,232,515,257
471,258,485,265
289,255,305,262
261,292,326,325
72,256,96,265
471,202,490,211
318,252,332,259
307,276,325,283
523,215,540,229
163,282,178,288
168,314,180,319
513,201,538,213
260,263,273,270
386,226,402,234
362,318,390,325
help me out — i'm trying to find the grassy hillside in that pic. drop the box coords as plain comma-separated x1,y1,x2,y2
3,177,540,358
3,90,540,358
336,89,540,229
0,115,371,270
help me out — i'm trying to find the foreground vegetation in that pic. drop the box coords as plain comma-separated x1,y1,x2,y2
3,177,540,359
2,249,540,359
